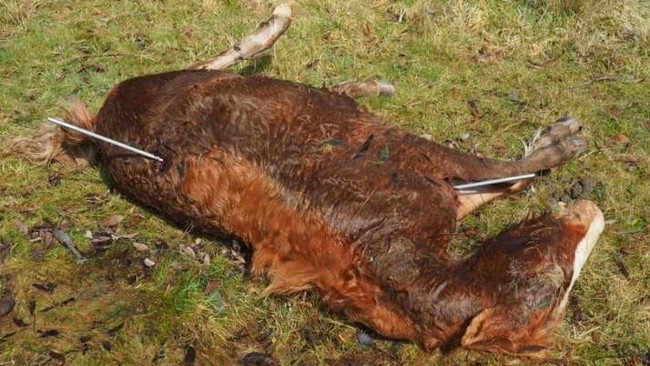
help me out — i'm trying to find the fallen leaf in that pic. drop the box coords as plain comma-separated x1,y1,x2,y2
181,245,196,258
42,230,54,248
90,229,115,251
58,219,72,230
613,133,630,144
85,192,107,210
205,279,220,293
101,214,123,228
0,239,9,264
32,283,57,293
13,219,28,235
467,99,482,119
608,105,623,118
133,242,150,252
144,258,155,267
12,317,28,327
48,349,65,362
101,340,112,351
591,330,600,343
462,227,478,237
129,214,144,226
38,329,61,338
363,21,374,38
0,296,15,318
170,261,189,272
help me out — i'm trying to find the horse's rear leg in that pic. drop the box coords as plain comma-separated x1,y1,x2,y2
327,79,395,98
189,4,292,71
456,117,584,218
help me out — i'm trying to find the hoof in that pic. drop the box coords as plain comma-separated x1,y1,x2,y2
525,116,586,167
532,116,583,151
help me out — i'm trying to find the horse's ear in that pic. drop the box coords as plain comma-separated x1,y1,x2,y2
461,306,553,358
462,307,515,352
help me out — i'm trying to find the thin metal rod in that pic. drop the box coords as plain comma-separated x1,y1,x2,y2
453,173,536,190
47,117,164,162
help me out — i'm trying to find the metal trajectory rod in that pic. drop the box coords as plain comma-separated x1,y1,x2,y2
453,173,536,190
48,117,535,190
47,117,164,162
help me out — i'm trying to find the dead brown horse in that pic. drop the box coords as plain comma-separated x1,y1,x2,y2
6,5,604,358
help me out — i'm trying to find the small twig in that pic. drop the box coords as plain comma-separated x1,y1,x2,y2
570,75,620,89
53,229,87,265
190,4,292,71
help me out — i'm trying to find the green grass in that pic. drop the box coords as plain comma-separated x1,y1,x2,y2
1,0,650,364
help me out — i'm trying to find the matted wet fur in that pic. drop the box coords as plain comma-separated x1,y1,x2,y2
1,4,604,359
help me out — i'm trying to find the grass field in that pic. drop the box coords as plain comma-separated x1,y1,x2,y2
1,1,649,365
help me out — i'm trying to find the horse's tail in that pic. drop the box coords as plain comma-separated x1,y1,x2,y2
1,99,97,168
